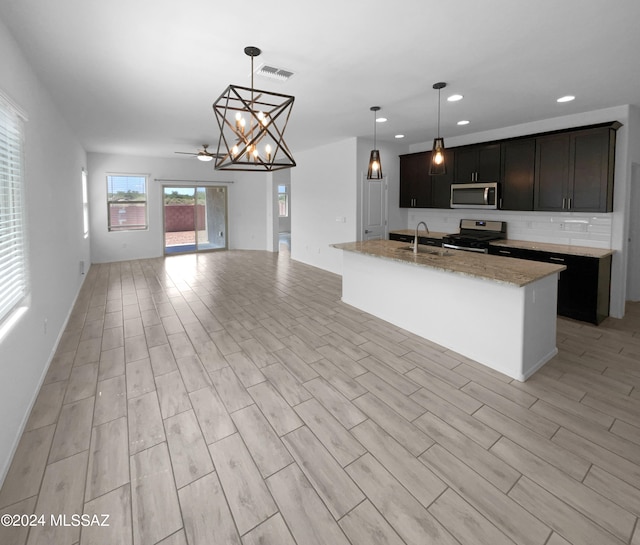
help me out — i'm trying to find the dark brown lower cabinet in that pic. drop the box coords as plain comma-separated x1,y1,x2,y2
389,232,442,247
488,245,611,325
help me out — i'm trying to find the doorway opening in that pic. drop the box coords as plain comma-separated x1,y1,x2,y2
163,185,227,254
278,183,291,252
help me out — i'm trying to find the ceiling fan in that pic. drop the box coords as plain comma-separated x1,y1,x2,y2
174,144,221,162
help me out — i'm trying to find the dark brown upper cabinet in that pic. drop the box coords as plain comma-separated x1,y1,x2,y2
398,121,620,212
570,126,617,212
399,151,430,208
453,143,501,183
430,149,454,208
534,133,570,211
534,123,620,213
399,150,453,208
500,138,536,210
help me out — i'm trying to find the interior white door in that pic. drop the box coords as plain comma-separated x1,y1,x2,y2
362,176,387,240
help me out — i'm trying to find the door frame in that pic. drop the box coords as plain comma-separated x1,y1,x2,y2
161,183,229,255
360,174,388,241
626,162,640,301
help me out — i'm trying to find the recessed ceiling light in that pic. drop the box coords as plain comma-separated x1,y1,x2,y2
394,134,405,139
447,94,463,102
557,95,575,103
457,120,470,125
376,117,387,123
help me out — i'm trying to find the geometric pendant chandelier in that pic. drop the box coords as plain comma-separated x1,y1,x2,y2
212,46,296,171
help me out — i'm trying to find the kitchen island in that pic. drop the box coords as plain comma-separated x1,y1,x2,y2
332,239,566,381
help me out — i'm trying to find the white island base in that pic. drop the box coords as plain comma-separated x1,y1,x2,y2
341,251,560,381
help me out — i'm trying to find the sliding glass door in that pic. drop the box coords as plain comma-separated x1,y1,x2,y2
163,185,227,254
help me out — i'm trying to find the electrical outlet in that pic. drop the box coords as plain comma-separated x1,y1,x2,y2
43,318,48,334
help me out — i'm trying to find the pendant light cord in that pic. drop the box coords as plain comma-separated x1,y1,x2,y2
437,87,441,139
373,109,377,149
251,54,254,106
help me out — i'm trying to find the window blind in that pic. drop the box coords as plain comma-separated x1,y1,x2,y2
0,94,28,324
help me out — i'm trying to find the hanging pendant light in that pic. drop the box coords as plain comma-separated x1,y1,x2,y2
212,46,296,172
367,106,383,180
429,82,447,176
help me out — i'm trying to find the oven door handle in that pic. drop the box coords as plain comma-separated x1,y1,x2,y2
484,187,489,205
442,243,488,253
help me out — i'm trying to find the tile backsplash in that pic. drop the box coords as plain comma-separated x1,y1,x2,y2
406,209,613,248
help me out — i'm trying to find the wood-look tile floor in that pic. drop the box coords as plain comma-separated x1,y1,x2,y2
1,249,640,545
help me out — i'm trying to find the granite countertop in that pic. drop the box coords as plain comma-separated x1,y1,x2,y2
332,239,566,287
490,239,614,258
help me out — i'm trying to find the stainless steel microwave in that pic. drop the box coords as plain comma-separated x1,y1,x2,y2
450,182,499,209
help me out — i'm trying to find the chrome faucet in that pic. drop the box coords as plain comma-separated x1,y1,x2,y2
414,221,430,254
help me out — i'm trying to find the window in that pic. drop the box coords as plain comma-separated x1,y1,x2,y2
0,92,28,326
107,174,148,231
278,184,289,217
82,168,89,238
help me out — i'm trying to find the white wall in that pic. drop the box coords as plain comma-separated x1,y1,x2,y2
228,170,271,251
357,137,408,234
291,136,408,275
406,106,632,318
291,138,359,274
88,153,271,262
0,18,90,483
625,106,640,301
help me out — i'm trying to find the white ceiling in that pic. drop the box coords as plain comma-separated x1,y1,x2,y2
1,0,639,159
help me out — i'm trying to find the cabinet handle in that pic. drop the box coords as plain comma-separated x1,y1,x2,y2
550,257,565,263
499,250,511,255
562,197,566,209
567,197,572,210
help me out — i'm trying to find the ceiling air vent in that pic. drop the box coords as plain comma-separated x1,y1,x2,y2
254,64,294,82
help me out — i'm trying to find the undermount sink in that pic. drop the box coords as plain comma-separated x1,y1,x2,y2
399,246,453,257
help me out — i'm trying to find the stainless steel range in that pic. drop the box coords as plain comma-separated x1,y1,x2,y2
442,219,507,253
